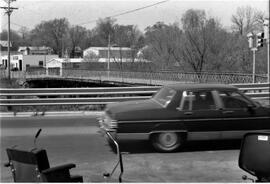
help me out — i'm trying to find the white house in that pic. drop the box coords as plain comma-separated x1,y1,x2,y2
1,54,58,71
1,45,58,71
1,55,23,70
83,47,134,62
46,58,83,76
83,46,152,63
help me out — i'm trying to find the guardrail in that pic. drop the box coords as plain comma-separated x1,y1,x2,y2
0,83,269,107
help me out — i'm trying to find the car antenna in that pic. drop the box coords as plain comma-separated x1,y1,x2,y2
34,128,42,149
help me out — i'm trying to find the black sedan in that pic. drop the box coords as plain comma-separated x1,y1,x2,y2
99,84,270,152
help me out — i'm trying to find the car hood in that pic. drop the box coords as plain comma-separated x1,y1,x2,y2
106,99,164,120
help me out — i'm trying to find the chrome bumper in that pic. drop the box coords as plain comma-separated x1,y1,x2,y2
98,118,117,139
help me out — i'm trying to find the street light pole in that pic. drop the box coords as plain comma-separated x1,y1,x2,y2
251,47,257,83
264,19,269,83
247,32,257,83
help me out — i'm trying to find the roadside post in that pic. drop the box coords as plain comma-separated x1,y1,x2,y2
247,33,257,83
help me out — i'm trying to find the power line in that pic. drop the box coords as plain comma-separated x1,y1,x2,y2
78,0,169,26
11,21,26,28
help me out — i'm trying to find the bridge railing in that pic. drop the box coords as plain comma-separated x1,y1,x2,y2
61,69,268,84
0,83,269,107
1,69,268,84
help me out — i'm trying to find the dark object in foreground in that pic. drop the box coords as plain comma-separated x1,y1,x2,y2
239,132,270,182
4,128,83,182
4,128,124,183
5,148,83,182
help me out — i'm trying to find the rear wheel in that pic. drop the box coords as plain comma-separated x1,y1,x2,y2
151,132,184,152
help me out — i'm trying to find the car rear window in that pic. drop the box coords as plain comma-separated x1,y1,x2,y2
218,91,253,109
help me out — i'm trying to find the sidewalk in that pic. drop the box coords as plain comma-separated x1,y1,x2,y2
0,111,104,118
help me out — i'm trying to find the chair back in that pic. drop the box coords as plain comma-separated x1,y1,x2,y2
6,148,50,182
239,132,270,181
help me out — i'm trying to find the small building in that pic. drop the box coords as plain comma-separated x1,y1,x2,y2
1,45,58,71
83,47,133,62
46,58,83,76
1,54,58,71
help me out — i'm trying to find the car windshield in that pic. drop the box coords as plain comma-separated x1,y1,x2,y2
152,87,177,107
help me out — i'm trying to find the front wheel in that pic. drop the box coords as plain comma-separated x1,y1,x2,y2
151,132,185,152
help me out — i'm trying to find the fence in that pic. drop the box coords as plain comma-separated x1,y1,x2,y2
0,83,269,107
0,69,268,85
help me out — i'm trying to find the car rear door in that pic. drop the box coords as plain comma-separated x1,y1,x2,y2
178,90,223,141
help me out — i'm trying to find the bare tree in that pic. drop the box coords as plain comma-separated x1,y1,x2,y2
69,25,87,57
30,18,70,57
180,9,208,74
180,9,233,75
231,6,265,35
144,22,183,70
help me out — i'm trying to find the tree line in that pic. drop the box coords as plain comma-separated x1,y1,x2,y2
0,6,268,74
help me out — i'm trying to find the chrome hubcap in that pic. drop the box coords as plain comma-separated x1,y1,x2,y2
159,133,178,147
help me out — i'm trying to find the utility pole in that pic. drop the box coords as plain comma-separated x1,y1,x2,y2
1,0,18,80
107,34,111,79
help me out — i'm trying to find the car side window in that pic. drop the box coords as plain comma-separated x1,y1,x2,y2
180,90,216,111
192,91,216,110
218,91,250,109
180,91,193,110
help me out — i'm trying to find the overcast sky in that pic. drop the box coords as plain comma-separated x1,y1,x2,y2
1,0,269,32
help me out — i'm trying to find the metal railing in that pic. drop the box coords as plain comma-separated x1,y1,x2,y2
0,83,269,107
1,69,268,84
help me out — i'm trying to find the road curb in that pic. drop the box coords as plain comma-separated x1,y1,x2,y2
0,111,104,118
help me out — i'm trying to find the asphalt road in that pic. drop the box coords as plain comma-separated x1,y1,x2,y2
1,114,249,182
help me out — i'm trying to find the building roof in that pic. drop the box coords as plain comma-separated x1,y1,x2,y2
84,47,132,51
0,41,12,47
18,46,51,52
47,58,83,63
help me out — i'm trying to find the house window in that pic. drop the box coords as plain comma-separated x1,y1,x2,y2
39,61,43,66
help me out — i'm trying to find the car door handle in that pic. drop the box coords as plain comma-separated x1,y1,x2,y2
184,112,193,115
222,111,233,114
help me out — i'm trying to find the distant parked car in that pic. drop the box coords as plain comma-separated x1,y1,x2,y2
99,83,270,152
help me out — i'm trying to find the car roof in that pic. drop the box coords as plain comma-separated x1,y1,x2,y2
166,83,238,91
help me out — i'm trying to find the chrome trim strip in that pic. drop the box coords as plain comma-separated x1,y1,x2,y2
116,129,270,141
117,133,149,140
119,116,269,123
188,130,270,141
